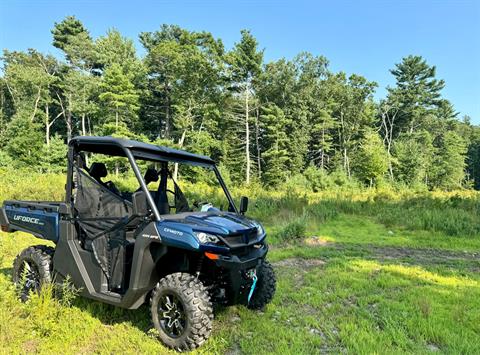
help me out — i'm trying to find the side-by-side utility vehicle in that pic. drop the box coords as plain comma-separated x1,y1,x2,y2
0,136,275,351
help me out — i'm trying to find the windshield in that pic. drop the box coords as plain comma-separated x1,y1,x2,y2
74,151,235,216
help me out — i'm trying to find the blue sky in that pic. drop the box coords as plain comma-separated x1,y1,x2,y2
1,0,479,122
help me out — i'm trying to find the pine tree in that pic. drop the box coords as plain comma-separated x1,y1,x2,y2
52,16,89,51
388,55,445,135
260,104,289,186
227,30,263,184
99,63,139,130
431,131,467,190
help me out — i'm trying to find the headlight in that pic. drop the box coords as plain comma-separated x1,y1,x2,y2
193,231,220,244
253,222,265,236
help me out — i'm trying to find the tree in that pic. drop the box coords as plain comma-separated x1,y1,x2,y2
2,50,58,145
260,104,289,186
354,130,389,186
227,29,263,184
141,25,224,140
52,16,95,69
95,29,144,80
379,98,400,180
393,131,434,186
99,63,139,130
430,131,467,190
63,69,99,136
3,110,44,167
326,73,377,176
387,55,445,135
40,135,67,172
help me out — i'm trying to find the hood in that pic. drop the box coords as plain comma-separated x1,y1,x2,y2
160,210,259,236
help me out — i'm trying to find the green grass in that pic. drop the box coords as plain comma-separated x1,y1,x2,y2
1,172,480,353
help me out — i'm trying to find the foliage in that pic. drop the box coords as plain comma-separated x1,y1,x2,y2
276,217,307,242
0,17,478,191
99,63,139,128
354,130,389,186
430,131,467,190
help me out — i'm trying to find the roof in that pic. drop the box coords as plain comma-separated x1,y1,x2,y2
69,136,215,165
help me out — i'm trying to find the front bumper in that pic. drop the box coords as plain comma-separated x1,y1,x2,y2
214,244,268,305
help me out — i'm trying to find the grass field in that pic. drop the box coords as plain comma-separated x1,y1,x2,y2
1,171,479,354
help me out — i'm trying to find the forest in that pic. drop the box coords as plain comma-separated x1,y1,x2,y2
1,16,479,191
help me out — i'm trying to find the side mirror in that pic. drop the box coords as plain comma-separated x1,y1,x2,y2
239,196,249,215
132,190,148,216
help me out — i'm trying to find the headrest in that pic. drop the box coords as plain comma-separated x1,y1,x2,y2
76,153,88,170
89,162,108,179
144,167,159,184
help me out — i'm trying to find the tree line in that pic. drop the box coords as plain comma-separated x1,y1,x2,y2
1,16,479,190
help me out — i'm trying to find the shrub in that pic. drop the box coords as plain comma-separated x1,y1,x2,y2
276,217,307,242
303,166,333,191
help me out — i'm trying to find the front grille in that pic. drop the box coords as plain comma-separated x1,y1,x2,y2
221,230,259,248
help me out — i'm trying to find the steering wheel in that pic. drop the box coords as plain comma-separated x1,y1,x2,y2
193,201,210,209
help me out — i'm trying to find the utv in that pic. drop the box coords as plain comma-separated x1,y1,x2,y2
0,136,275,351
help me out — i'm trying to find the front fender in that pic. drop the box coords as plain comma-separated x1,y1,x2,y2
156,221,200,251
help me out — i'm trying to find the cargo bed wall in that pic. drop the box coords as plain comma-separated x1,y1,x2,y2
1,200,67,242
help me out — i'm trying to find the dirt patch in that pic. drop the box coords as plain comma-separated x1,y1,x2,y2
273,258,326,269
368,245,479,261
273,241,479,276
225,342,242,355
305,236,333,247
366,245,480,270
22,339,39,353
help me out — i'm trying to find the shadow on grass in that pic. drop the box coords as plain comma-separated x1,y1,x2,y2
0,267,12,278
68,290,231,337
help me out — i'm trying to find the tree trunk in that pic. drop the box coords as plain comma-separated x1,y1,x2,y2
67,112,72,142
164,83,171,139
245,88,251,185
320,128,325,169
45,104,50,146
82,113,86,136
115,107,119,176
31,88,41,122
344,147,350,177
88,116,92,135
173,129,187,181
255,106,261,179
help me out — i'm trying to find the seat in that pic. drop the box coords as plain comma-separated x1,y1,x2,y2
89,162,120,195
89,162,108,186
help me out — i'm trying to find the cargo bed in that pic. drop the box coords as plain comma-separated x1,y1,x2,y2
0,200,69,242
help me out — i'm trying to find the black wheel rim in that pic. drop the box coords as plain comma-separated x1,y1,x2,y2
19,260,41,299
158,292,187,338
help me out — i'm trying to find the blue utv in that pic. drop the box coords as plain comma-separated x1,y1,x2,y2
0,136,276,351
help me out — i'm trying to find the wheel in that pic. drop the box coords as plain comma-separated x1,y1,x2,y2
150,273,213,351
12,245,54,302
248,260,276,310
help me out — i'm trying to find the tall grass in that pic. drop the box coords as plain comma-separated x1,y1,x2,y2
1,169,479,238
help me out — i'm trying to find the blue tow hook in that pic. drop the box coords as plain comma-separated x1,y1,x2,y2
247,269,258,304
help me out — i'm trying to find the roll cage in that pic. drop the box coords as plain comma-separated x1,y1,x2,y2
66,136,238,220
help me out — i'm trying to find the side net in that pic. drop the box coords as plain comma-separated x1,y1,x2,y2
73,166,132,288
